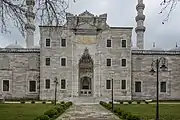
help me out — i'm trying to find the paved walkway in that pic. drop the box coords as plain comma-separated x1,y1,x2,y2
56,104,120,120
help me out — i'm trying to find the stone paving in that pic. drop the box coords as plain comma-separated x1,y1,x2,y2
56,104,120,120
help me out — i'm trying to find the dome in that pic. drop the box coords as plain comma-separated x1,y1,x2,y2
34,45,40,48
149,47,164,51
170,46,180,51
149,42,164,51
131,46,139,50
6,44,23,48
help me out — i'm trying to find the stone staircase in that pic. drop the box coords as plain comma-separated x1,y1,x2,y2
60,96,111,105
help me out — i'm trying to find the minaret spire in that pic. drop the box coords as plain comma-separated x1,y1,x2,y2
135,0,146,49
176,42,178,47
25,0,35,48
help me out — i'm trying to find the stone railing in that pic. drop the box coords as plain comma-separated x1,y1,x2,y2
0,48,40,53
132,50,180,55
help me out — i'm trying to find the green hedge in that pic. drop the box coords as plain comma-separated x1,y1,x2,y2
34,101,73,120
100,101,141,120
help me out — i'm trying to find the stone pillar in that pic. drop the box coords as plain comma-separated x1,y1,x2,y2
135,0,146,49
25,0,35,48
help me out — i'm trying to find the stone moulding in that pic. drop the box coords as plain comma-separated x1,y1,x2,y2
0,48,40,53
132,50,180,55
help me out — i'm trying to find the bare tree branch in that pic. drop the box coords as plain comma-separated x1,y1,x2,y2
0,0,73,36
160,0,179,24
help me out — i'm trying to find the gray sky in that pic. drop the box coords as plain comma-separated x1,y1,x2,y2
0,0,180,50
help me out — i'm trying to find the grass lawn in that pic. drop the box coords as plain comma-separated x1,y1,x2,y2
0,104,55,120
115,104,180,120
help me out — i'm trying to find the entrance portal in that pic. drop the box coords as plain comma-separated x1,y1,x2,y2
80,77,91,95
79,48,93,96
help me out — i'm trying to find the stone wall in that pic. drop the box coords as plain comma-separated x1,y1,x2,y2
99,28,132,100
132,50,180,100
39,14,133,100
0,49,40,100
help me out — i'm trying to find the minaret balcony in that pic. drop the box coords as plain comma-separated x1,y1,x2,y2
136,3,145,10
25,23,36,31
135,26,146,32
25,12,35,19
135,15,145,21
26,0,35,6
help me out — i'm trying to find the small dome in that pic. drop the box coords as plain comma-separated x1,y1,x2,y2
131,46,139,50
170,46,180,51
149,47,164,51
149,42,163,51
6,44,23,48
34,45,40,48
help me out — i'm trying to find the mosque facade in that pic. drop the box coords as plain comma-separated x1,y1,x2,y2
0,0,180,101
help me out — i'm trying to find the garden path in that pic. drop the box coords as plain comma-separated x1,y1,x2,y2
56,104,120,120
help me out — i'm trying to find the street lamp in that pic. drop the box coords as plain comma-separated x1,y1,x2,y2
54,77,59,105
149,57,168,120
109,71,115,111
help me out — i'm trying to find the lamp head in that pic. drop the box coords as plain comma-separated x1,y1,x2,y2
150,68,155,75
160,64,168,71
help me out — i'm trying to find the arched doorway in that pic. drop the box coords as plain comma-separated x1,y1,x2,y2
79,48,93,96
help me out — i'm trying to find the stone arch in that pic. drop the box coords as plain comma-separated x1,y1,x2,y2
79,48,93,96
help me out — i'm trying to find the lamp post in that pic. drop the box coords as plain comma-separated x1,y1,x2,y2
112,77,114,111
149,57,168,120
109,71,115,111
54,77,59,105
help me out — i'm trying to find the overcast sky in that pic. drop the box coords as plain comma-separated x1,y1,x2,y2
0,0,180,50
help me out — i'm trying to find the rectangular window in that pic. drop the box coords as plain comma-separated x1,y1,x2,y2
160,82,166,92
61,79,66,89
107,59,111,66
61,39,66,47
121,80,126,90
61,58,66,66
45,79,50,89
106,80,111,89
45,58,50,66
29,81,36,92
46,38,50,47
3,80,9,92
107,39,111,47
122,39,126,48
135,81,141,92
122,59,126,67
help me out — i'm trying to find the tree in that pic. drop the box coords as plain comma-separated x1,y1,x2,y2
160,0,179,24
0,0,75,36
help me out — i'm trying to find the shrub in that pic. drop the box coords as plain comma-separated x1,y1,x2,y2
106,104,112,110
120,101,124,104
60,101,65,104
54,106,64,113
122,112,129,119
128,101,132,104
137,101,141,104
42,101,46,104
127,114,141,120
116,108,123,116
31,100,35,104
34,115,49,120
51,100,55,104
100,101,106,106
20,101,25,104
145,101,149,104
60,103,66,109
44,109,58,118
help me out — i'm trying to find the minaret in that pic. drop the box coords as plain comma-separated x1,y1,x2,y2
25,0,35,48
135,0,146,49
